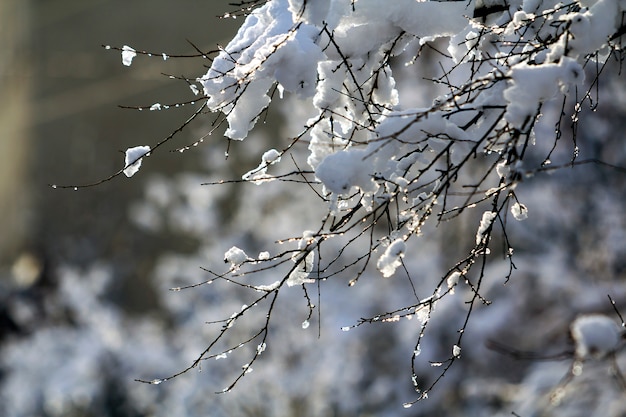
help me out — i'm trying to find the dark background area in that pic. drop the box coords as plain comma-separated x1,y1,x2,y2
1,0,239,311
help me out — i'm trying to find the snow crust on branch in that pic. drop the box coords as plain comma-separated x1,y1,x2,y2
377,238,407,278
198,0,469,141
121,45,137,66
123,146,150,178
197,0,625,216
127,0,626,401
224,246,250,270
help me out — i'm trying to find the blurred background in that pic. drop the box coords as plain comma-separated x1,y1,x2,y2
1,1,626,416
0,0,239,309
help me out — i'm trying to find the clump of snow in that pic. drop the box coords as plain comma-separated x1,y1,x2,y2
243,149,282,184
476,211,497,245
123,146,150,178
496,161,511,179
287,231,316,286
553,0,622,61
447,271,461,294
314,111,467,202
197,0,323,140
570,314,623,359
377,239,406,278
503,57,584,129
198,0,471,142
315,149,377,195
121,45,137,66
224,246,250,269
287,251,314,286
511,202,528,221
452,345,461,358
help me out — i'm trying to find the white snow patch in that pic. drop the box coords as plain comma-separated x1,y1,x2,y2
224,246,250,269
288,231,316,286
123,146,150,178
452,344,461,358
377,239,406,278
511,202,528,221
476,211,497,245
243,149,282,184
121,45,137,66
503,57,584,129
447,271,461,294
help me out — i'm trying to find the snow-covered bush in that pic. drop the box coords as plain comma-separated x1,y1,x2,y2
28,0,626,414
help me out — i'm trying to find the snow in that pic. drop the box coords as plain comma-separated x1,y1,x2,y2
570,314,623,359
315,149,377,195
121,45,136,66
476,211,497,245
503,57,584,129
447,272,461,294
452,345,461,358
377,238,406,278
554,0,622,60
224,246,249,269
242,148,282,184
287,250,314,286
123,146,150,178
511,202,528,221
17,1,626,415
254,280,281,292
198,0,472,141
287,231,316,286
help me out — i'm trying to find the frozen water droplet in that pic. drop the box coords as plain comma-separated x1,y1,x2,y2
151,379,163,385
403,403,413,409
341,326,350,332
302,320,310,329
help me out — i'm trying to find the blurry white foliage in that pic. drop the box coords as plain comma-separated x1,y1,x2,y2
571,314,623,359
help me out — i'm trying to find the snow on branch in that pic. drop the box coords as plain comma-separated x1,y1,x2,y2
81,0,626,407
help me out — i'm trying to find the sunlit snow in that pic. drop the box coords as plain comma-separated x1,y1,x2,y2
377,239,406,278
121,45,137,66
123,146,150,178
